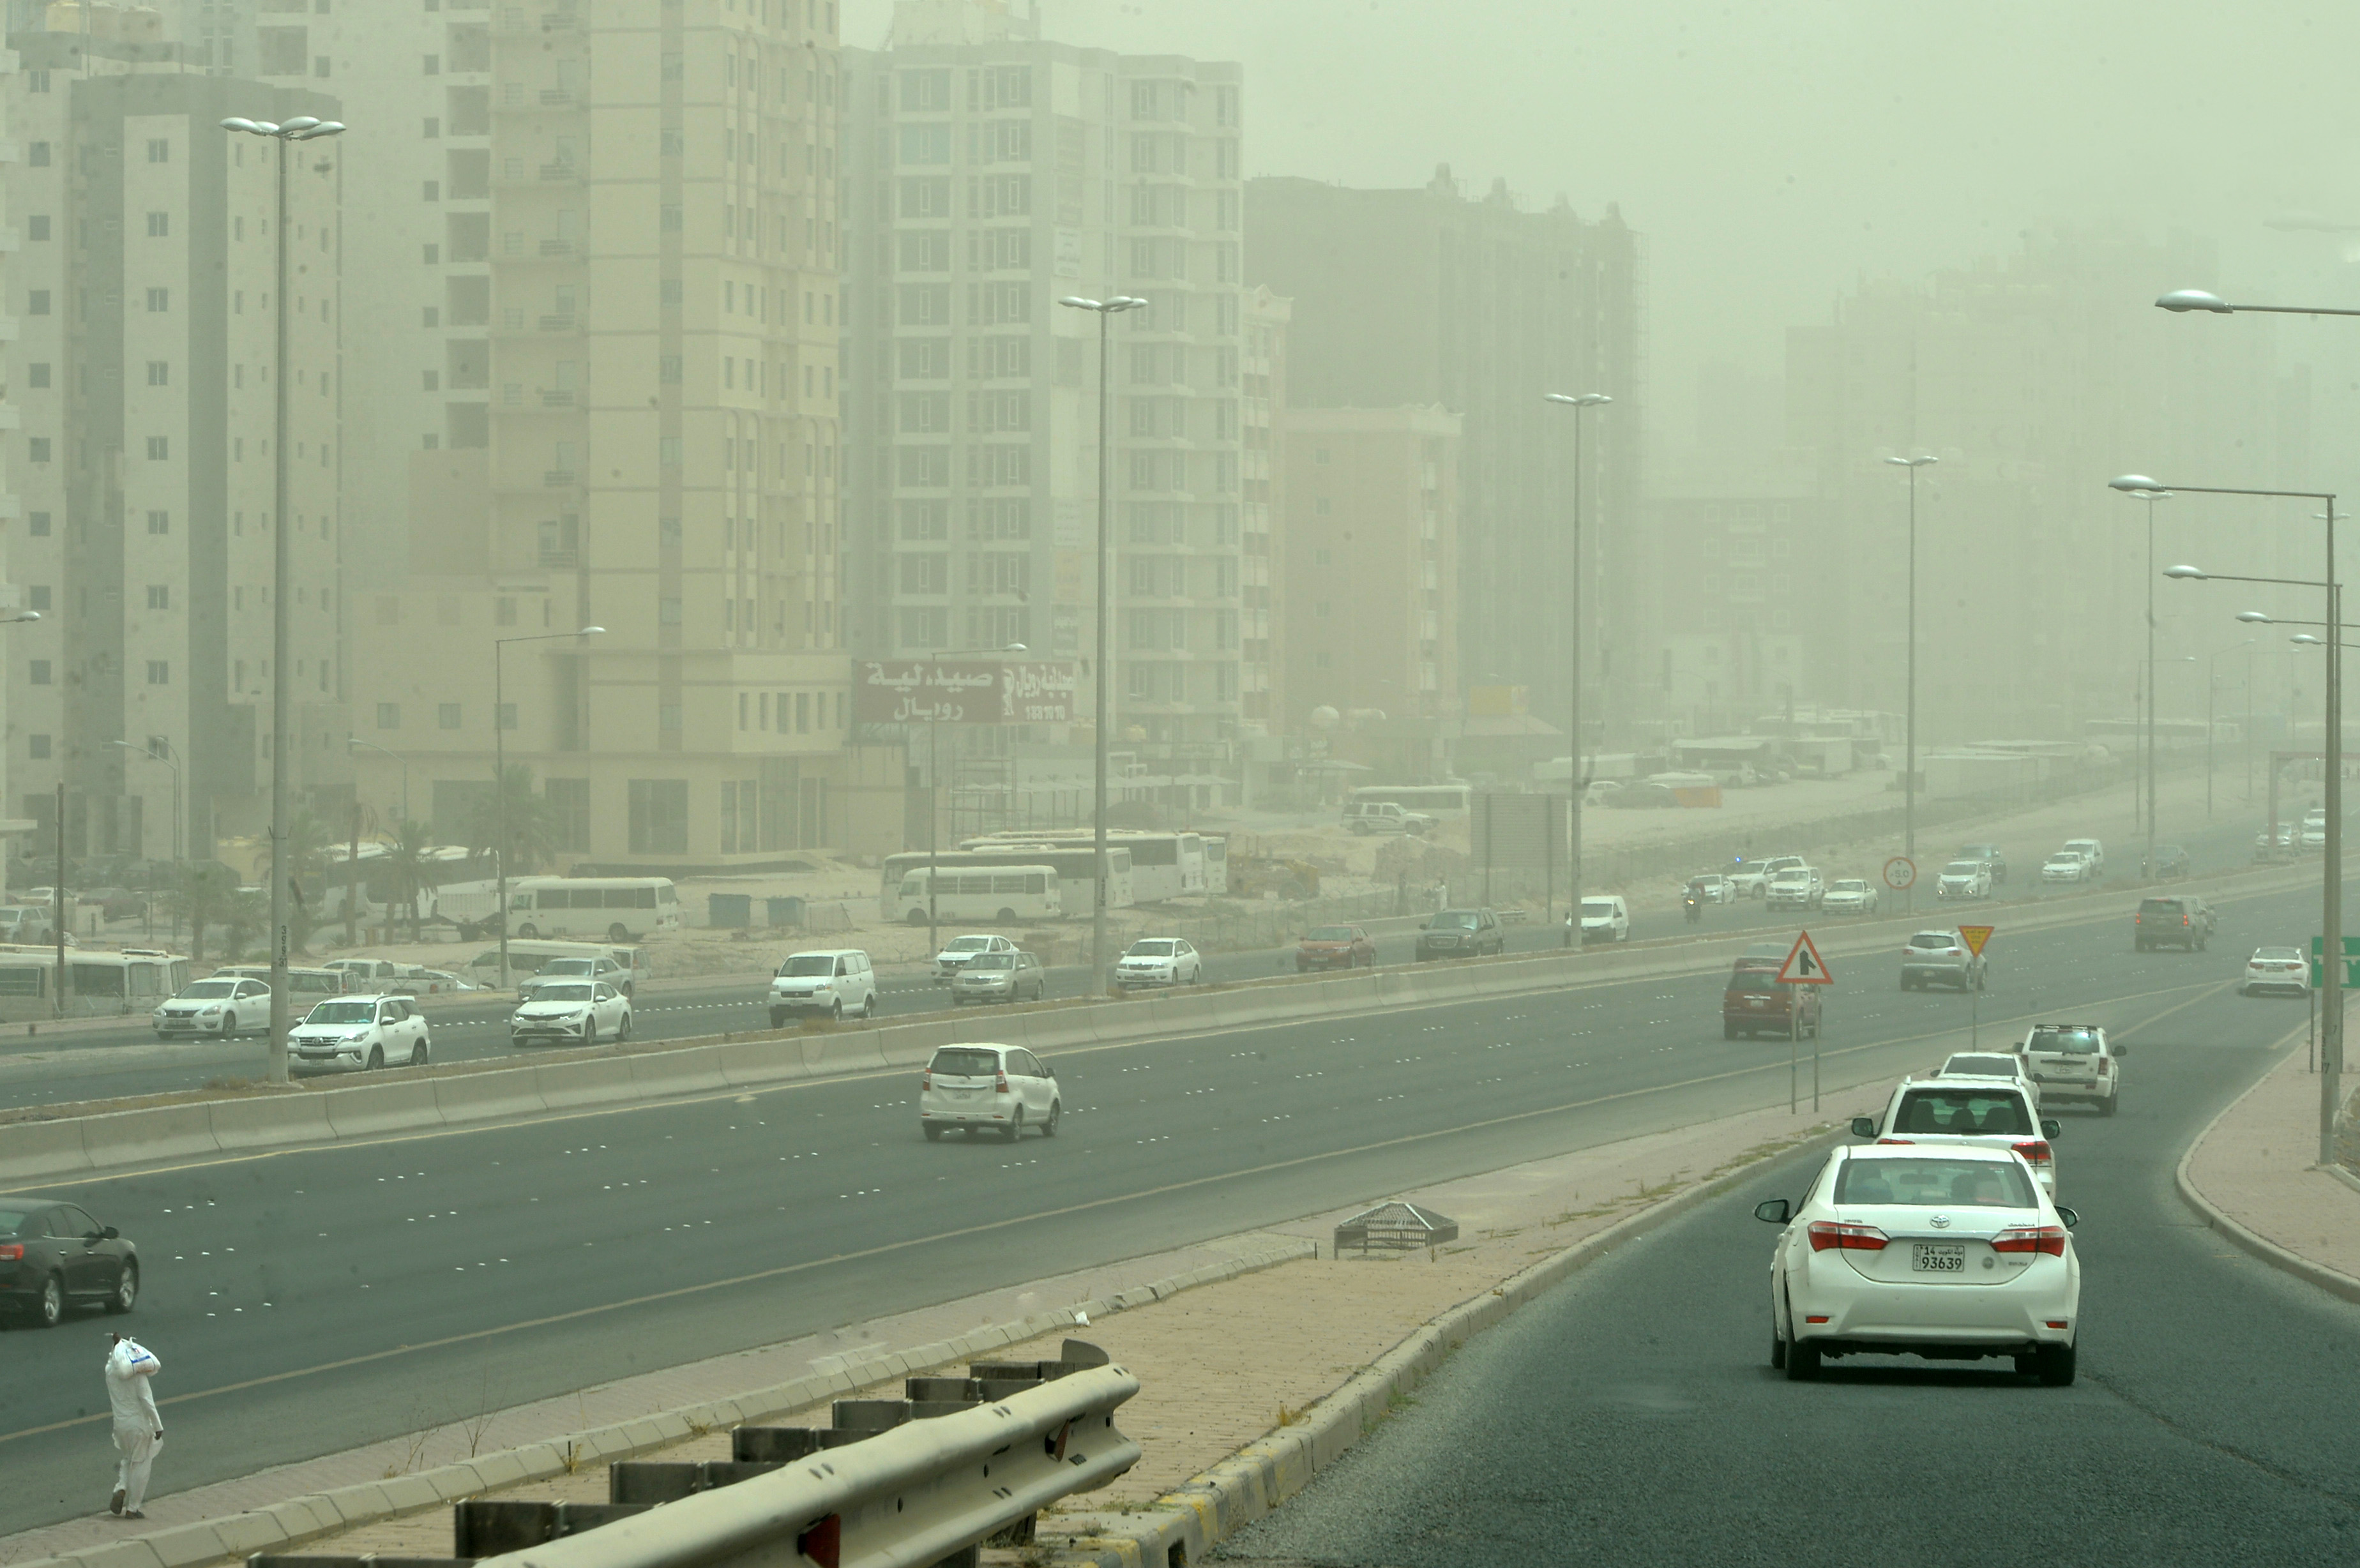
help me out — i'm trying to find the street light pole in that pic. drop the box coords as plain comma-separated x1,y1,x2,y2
1058,295,1146,992
222,112,344,1085
1886,455,1937,901
2124,474,2341,1163
492,627,605,989
2114,488,2173,877
1545,392,1611,920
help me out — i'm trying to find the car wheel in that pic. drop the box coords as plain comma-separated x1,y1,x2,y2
863,994,878,1019
1770,1325,1787,1369
770,1007,788,1029
2100,1093,2117,1117
583,1021,597,1047
408,1041,427,1067
1043,1100,1061,1138
608,923,631,944
2013,1351,2038,1376
1002,1107,1025,1143
997,907,1018,923
1723,1022,1736,1039
923,1123,944,1141
2037,1341,2077,1387
107,1262,138,1316
518,923,540,940
367,1046,385,1071
34,1272,64,1329
830,999,843,1022
617,1011,632,1041
222,1011,238,1037
1785,1338,1820,1381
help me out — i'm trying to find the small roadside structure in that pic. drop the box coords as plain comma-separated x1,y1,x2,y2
1334,1200,1459,1258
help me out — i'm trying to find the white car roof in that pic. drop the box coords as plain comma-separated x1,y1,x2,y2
792,948,869,959
1841,1142,2027,1166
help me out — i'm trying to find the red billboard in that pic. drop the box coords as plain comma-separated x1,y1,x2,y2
854,658,1078,726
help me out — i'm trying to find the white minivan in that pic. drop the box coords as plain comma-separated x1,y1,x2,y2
918,1043,1061,1141
768,948,878,1026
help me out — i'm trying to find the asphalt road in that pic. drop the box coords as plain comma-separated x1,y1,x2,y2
1219,984,2360,1565
0,809,2278,1112
0,840,2334,1532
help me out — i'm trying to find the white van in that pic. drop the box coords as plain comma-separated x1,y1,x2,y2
506,877,681,942
893,865,1061,926
768,949,878,1026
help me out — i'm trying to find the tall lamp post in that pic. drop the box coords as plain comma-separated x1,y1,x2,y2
1886,454,1938,901
1544,391,1612,915
348,736,411,826
2115,486,2172,878
1057,294,1146,990
2124,471,2341,1165
222,112,344,1085
493,627,604,988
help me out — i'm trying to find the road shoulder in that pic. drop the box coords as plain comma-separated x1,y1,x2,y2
2176,1029,2360,1304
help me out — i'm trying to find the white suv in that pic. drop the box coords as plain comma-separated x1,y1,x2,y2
769,948,878,1025
289,993,433,1074
1766,865,1823,910
2015,1023,2126,1116
918,1042,1061,1141
1342,801,1435,836
933,933,1015,982
1854,1076,2062,1196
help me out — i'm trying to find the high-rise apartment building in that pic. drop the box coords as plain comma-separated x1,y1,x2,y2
1247,168,1640,746
843,0,1246,762
1239,283,1285,732
5,15,342,861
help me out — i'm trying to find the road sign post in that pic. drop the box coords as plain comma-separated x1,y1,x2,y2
1884,856,1916,918
1957,924,1995,1048
1776,931,1835,1113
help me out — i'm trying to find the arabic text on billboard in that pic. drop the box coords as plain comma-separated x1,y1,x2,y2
856,660,1078,726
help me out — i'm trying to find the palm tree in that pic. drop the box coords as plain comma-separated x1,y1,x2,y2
384,818,438,942
218,884,269,963
468,765,557,878
259,810,338,953
161,861,239,963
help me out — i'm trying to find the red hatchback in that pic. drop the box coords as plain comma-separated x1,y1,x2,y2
1297,924,1377,972
1724,970,1822,1040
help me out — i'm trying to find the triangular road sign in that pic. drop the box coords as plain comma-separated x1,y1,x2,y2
1956,924,1995,958
1776,929,1834,986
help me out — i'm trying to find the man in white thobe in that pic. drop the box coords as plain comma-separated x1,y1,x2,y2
103,1332,162,1518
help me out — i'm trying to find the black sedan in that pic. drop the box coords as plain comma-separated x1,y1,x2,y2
1,1196,139,1327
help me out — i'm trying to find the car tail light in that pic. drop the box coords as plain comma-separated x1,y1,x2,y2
0,1242,20,1262
995,1071,1010,1095
2012,1138,2054,1170
2182,915,2191,927
1808,1221,1889,1253
1990,1225,2068,1257
1876,1137,1914,1145
2096,1057,2110,1075
920,1069,932,1090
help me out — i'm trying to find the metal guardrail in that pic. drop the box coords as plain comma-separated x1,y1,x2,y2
252,1348,1137,1568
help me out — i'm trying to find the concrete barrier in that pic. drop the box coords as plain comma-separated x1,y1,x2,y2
534,1055,644,1112
626,1044,732,1101
801,1028,889,1076
209,1093,336,1154
322,1078,449,1140
0,1117,91,1182
77,1102,218,1169
712,1036,806,1089
432,1067,550,1126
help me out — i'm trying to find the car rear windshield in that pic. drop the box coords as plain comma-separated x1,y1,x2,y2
1306,927,1356,942
1836,1157,2037,1208
946,937,992,953
1907,935,1957,951
2255,948,2303,961
1892,1089,2034,1136
1943,863,1980,875
306,1000,376,1025
2029,1027,2101,1054
929,1048,1001,1076
1727,975,1783,995
1944,1055,2018,1076
538,960,594,976
0,1208,31,1234
1581,900,1617,916
1830,881,1866,893
2138,898,2185,916
780,956,836,977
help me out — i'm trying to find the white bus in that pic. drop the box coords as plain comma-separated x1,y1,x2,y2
0,946,192,1020
887,864,1063,926
506,877,681,942
1347,783,1473,819
960,830,1208,903
879,847,1131,919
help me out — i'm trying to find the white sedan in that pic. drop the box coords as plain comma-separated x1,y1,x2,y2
1116,937,1203,989
2039,852,2089,884
1757,1143,2081,1384
2243,946,2310,997
509,981,633,1046
1822,878,1879,915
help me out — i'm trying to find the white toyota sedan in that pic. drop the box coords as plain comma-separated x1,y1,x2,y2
1757,1143,2080,1385
1116,937,1203,989
2039,851,2089,884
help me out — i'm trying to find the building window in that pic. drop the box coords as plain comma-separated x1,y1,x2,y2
28,438,50,464
27,735,49,760
439,703,461,729
27,364,48,388
146,661,169,685
497,703,517,730
627,779,689,854
146,288,169,312
29,661,50,686
26,216,47,241
146,437,169,460
27,291,49,316
146,212,169,237
29,513,50,536
377,702,400,729
659,703,682,732
29,142,49,166
147,511,169,534
146,586,169,610
146,361,169,387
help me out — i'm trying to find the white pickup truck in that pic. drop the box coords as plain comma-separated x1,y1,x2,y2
1342,801,1436,836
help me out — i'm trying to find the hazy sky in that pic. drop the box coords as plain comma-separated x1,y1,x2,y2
847,0,2360,452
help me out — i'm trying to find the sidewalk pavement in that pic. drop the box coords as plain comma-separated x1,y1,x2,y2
6,1083,1882,1568
2180,1035,2360,1299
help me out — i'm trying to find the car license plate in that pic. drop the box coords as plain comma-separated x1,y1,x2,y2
1912,1244,1965,1272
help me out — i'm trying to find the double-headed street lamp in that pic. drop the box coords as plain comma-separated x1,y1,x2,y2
1886,454,1938,896
493,627,604,988
1544,392,1611,916
2129,473,2343,1164
2114,485,2172,882
222,112,344,1085
1057,294,1146,990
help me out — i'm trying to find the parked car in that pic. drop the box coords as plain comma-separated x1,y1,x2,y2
2257,824,2297,852
1296,924,1377,972
2243,946,2310,997
402,968,477,994
2015,1023,2127,1115
510,980,633,1046
1956,843,2008,884
2062,838,2105,877
1935,860,1993,901
321,958,407,987
933,933,1016,982
1342,800,1435,836
1852,1076,2062,1196
2040,850,2091,885
2140,843,2192,878
1726,863,1773,899
919,1043,1060,1141
1723,969,1822,1039
0,905,56,944
1755,1144,2080,1384
1416,908,1505,961
1900,930,1986,991
1116,937,1203,989
289,993,434,1073
0,1195,139,1327
769,949,879,1025
151,976,269,1038
1821,878,1880,915
950,949,1046,1005
84,887,148,923
1578,895,1631,944
2133,894,2214,952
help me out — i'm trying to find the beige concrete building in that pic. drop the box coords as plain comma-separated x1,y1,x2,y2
1278,406,1460,732
1239,283,1286,734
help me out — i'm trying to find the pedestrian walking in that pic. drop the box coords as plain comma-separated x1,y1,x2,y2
103,1331,162,1519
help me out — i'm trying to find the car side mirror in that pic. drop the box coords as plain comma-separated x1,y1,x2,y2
1753,1198,1792,1225
1419,921,1430,930
2054,1206,2078,1230
2110,1045,2129,1059
2041,1118,2062,1140
1850,1116,1877,1139
1044,1064,1055,1077
102,1226,119,1240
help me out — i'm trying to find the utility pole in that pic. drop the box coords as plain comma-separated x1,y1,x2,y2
52,780,65,1020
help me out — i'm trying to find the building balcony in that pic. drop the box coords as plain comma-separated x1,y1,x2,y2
495,312,584,336
540,388,576,407
543,469,577,487
538,237,577,257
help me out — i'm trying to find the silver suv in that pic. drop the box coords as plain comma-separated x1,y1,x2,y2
1900,930,1986,991
1342,801,1435,836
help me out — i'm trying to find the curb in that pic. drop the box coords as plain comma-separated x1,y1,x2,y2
1048,1123,1848,1568
9,1240,1317,1568
2171,1029,2360,1308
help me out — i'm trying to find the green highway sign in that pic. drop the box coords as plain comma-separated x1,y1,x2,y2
2307,935,2360,989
